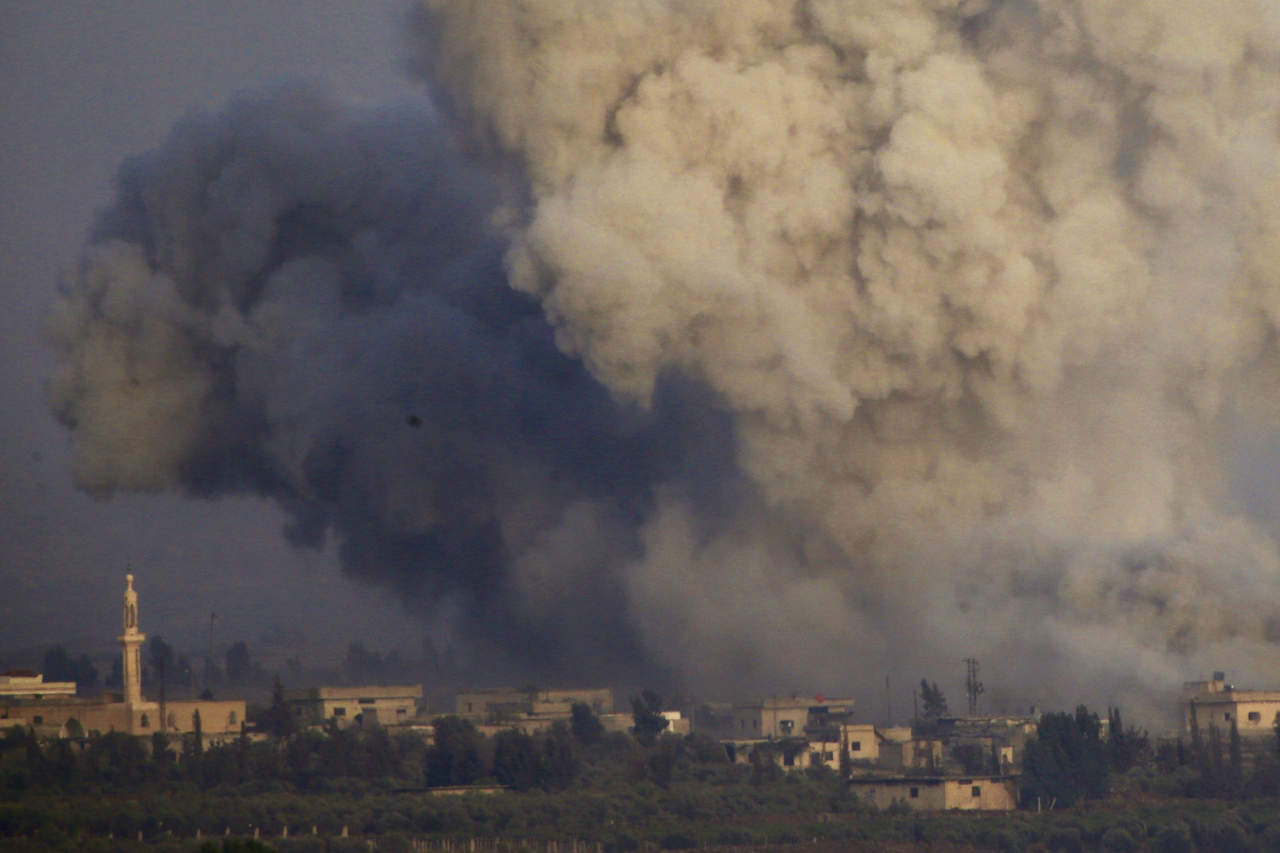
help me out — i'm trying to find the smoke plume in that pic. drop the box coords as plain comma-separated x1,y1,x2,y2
50,1,1280,711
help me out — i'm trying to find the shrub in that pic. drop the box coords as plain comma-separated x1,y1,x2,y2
715,827,755,845
1152,825,1193,853
659,830,697,850
988,828,1023,853
1048,826,1084,853
1101,827,1136,852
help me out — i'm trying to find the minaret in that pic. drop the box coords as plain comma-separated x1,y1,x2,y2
118,573,145,706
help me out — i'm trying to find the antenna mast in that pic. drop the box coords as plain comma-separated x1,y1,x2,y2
964,657,985,715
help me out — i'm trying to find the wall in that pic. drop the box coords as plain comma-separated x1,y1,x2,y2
1188,696,1280,738
942,778,1018,810
852,777,1017,812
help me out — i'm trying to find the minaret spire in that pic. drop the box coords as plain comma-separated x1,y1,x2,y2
118,573,146,706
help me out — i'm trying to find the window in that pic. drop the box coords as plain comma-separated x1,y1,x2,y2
33,715,43,725
780,719,794,734
909,787,919,798
228,711,237,726
972,786,982,797
359,698,375,705
851,741,862,752
783,753,795,767
1250,712,1262,722
397,708,407,717
139,713,149,728
1225,712,1232,721
333,707,346,717
823,751,834,762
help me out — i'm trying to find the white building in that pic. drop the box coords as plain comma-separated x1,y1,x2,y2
1184,673,1280,738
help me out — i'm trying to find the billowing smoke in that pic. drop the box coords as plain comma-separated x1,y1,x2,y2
50,1,1280,712
46,83,742,684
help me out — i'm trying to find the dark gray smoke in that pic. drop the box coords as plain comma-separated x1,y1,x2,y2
48,82,745,685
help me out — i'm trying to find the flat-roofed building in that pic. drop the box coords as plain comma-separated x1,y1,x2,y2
848,775,1019,811
696,695,855,740
455,687,612,721
286,684,422,728
1184,673,1280,738
0,671,76,699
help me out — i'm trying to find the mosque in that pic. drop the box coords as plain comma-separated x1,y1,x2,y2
0,574,245,742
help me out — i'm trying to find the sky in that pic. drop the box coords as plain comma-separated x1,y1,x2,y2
0,0,427,664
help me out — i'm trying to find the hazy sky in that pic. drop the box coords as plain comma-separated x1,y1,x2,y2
0,0,428,662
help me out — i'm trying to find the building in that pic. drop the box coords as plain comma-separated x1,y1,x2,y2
286,684,423,728
848,775,1019,811
0,671,76,699
0,574,244,743
455,687,613,721
933,713,1038,771
700,696,859,772
454,686,614,737
876,726,944,772
696,695,855,740
1184,673,1280,738
843,723,880,764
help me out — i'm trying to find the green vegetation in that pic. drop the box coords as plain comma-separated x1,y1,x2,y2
10,701,1280,852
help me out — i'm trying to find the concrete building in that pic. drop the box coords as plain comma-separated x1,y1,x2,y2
286,684,423,728
0,574,244,743
455,687,613,721
843,723,880,764
0,671,76,699
696,695,855,740
934,713,1038,772
1184,673,1280,738
848,775,1019,811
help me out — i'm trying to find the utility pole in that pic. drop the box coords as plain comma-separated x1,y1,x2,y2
964,657,984,716
206,611,217,688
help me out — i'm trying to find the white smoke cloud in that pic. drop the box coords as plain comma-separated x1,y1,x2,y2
412,0,1280,712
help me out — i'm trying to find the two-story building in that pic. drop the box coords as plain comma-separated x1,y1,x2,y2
1184,673,1280,738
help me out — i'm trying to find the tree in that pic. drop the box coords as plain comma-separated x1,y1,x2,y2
920,679,948,717
1229,717,1243,796
1207,722,1226,796
630,690,669,747
183,709,204,786
541,722,580,790
492,729,542,790
225,641,252,685
105,657,122,689
425,716,484,787
41,646,98,691
150,636,173,731
262,675,297,740
1021,706,1109,807
1107,706,1150,773
570,701,604,745
149,636,174,681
